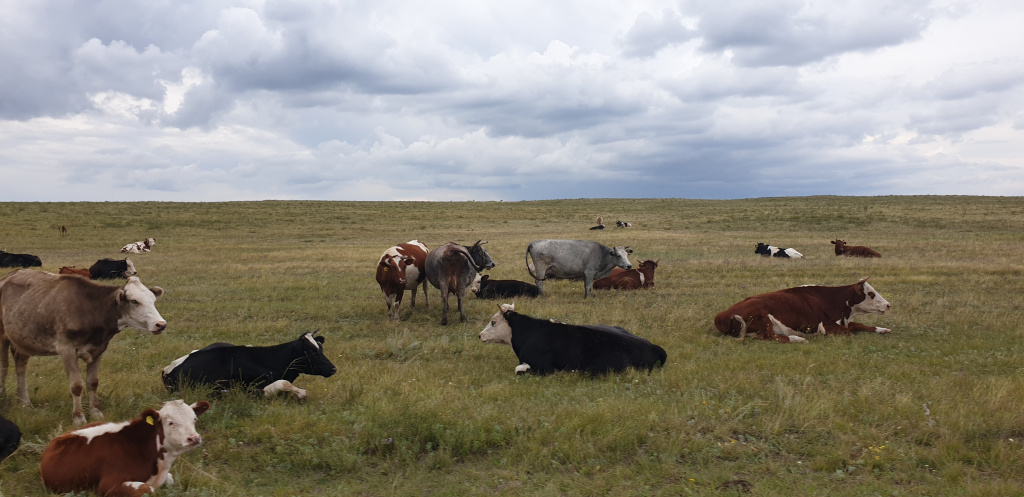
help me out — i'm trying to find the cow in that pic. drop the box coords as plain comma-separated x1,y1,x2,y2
0,413,20,462
832,239,882,258
615,220,632,228
714,276,891,343
0,250,42,268
39,399,210,497
525,239,633,298
589,216,605,230
425,240,496,325
755,243,803,259
479,303,667,375
121,238,157,254
161,332,337,400
375,240,430,321
470,274,540,299
59,225,69,237
593,259,658,290
59,266,92,277
0,270,166,424
90,258,138,279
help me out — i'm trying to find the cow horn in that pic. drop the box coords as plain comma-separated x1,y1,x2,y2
311,328,321,337
857,276,870,284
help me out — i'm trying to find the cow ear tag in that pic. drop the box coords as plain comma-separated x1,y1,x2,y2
146,415,155,425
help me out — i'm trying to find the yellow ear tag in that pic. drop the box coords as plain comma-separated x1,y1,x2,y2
146,416,155,425
384,267,389,271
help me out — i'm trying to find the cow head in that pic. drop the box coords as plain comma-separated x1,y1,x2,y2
831,239,846,255
755,243,770,255
480,303,515,346
377,254,409,288
116,277,167,334
157,399,211,456
298,331,337,378
610,246,633,270
850,276,891,318
123,258,138,277
469,240,496,271
470,273,487,294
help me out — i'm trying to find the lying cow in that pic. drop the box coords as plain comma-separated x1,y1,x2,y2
121,237,156,254
162,332,337,400
0,413,20,462
755,242,803,258
58,266,91,277
480,304,667,375
40,399,210,496
375,240,430,321
832,239,881,258
594,259,658,290
526,239,632,298
0,250,42,268
89,258,137,279
470,274,540,299
425,240,496,325
0,270,166,424
714,276,891,343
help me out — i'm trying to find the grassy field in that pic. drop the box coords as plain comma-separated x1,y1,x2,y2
1,196,1023,496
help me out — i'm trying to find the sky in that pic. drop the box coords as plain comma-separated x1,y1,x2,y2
1,0,1022,202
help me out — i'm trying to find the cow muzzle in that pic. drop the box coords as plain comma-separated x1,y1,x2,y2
152,321,167,334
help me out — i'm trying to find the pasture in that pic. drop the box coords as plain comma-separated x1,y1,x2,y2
1,196,1023,496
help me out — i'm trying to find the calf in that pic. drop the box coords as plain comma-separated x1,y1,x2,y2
162,332,337,400
90,258,138,279
832,239,881,258
59,266,92,277
40,399,210,497
714,277,891,343
470,274,540,299
755,243,803,258
375,240,430,321
0,413,20,462
0,250,42,268
121,238,157,254
480,304,667,375
425,241,496,325
594,259,658,290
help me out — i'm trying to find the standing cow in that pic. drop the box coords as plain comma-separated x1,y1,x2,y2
375,240,430,321
425,241,495,325
525,239,633,298
0,270,166,424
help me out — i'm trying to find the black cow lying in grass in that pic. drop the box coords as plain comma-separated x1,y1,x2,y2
470,274,540,299
162,331,336,400
479,304,667,375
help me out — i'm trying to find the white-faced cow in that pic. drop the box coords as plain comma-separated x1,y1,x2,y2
375,240,430,321
755,243,803,258
161,332,337,400
0,270,166,424
480,304,667,375
90,258,138,279
714,276,891,343
40,399,210,496
593,259,658,290
0,413,20,462
470,274,540,299
425,241,495,325
832,239,881,258
0,250,42,268
121,238,156,254
525,239,632,298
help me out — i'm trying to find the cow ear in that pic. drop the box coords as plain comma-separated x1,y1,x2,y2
139,409,160,425
116,289,128,303
191,400,211,417
314,335,325,345
150,286,164,298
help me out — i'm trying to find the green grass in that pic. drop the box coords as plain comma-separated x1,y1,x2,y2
2,196,1024,496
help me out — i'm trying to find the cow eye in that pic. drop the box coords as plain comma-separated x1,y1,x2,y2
490,321,496,326
868,292,875,298
130,299,140,305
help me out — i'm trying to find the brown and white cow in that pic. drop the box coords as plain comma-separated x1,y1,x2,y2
831,239,881,258
375,240,430,321
714,277,891,343
40,399,210,497
0,270,166,424
593,259,658,290
59,266,91,277
121,238,156,254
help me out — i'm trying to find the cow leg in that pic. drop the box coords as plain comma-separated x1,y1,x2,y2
583,273,594,299
440,289,450,326
85,356,104,420
767,315,808,343
515,363,531,375
409,285,418,308
13,350,31,406
421,280,430,309
456,289,467,323
58,350,88,424
0,338,8,395
848,321,891,334
98,477,154,497
264,379,307,400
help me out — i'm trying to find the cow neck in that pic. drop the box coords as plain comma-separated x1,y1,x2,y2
65,278,125,335
504,312,547,358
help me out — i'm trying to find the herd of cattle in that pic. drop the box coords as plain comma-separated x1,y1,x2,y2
0,234,888,495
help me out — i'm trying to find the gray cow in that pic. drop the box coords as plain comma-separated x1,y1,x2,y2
525,239,633,298
425,240,496,325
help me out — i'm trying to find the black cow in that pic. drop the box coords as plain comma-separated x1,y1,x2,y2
470,274,540,299
88,258,137,279
0,250,42,268
161,332,336,400
0,413,20,462
479,304,667,375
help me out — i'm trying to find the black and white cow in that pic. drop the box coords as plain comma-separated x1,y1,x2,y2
161,332,337,400
754,242,803,259
0,250,42,268
479,304,667,375
470,274,540,299
89,258,137,279
525,239,632,298
0,413,20,462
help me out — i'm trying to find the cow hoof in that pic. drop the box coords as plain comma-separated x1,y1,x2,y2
788,336,808,343
514,364,531,375
876,327,892,334
90,408,104,420
72,414,88,426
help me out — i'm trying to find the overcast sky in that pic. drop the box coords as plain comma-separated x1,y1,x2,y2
1,0,1022,201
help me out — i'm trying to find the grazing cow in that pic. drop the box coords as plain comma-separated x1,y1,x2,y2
832,239,881,258
90,258,137,279
59,225,69,237
589,216,605,230
425,241,496,325
525,239,633,298
59,266,92,277
470,274,540,299
0,270,166,424
616,220,632,228
714,276,891,343
121,238,156,254
479,304,667,375
162,332,337,400
0,250,42,268
375,240,430,321
594,259,658,290
0,413,20,462
39,399,210,496
755,243,803,259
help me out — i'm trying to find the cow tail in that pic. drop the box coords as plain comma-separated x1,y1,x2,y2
525,243,542,281
733,315,747,339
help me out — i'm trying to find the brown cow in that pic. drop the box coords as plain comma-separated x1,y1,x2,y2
59,266,91,277
831,239,881,258
714,277,891,343
594,259,658,290
375,240,430,321
0,270,166,424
